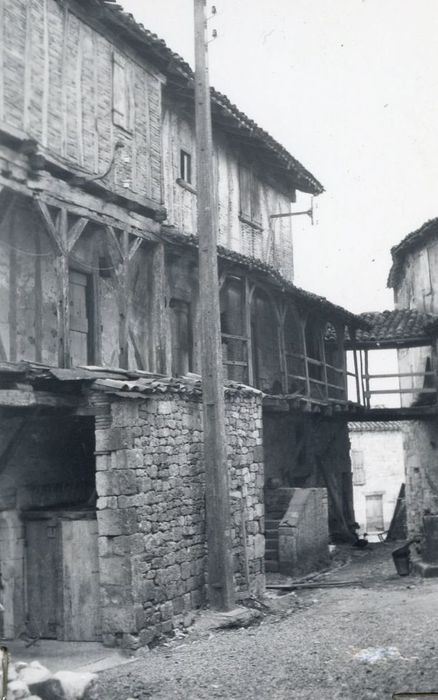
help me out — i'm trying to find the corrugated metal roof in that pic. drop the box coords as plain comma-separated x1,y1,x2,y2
93,0,323,196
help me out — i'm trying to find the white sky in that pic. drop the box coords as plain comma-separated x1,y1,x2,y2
120,0,438,314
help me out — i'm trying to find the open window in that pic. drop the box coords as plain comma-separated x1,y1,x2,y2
220,276,247,383
284,306,306,395
324,322,346,400
170,298,192,376
180,150,192,185
251,288,282,393
69,269,95,367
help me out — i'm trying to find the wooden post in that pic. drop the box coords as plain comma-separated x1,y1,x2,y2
245,277,254,387
350,327,361,405
56,207,71,368
364,349,370,409
118,229,130,369
301,316,311,399
151,242,168,374
194,0,235,611
279,305,288,393
319,326,329,401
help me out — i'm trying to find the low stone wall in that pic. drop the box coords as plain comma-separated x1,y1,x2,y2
278,487,329,577
94,387,265,649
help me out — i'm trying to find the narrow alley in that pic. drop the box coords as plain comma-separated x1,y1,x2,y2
98,545,438,700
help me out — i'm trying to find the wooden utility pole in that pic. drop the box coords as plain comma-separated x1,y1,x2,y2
193,0,235,610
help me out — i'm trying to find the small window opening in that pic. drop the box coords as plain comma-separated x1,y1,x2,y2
180,150,192,184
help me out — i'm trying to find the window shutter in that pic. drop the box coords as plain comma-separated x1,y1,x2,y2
112,54,127,129
351,449,365,486
239,164,252,220
250,173,261,225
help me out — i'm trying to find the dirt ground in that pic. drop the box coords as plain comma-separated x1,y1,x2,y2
98,544,438,699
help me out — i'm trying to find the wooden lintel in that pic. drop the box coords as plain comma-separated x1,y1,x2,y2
0,390,83,408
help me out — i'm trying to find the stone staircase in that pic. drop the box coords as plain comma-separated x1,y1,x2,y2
264,488,294,573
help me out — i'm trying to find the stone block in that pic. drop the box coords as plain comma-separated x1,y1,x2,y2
7,679,31,700
53,671,98,700
27,677,66,700
101,606,137,634
99,557,131,586
95,428,131,453
97,509,137,536
96,470,137,497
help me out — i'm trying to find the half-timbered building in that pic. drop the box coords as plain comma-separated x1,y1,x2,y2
0,0,366,648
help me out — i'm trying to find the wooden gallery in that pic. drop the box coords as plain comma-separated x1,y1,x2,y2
0,0,365,648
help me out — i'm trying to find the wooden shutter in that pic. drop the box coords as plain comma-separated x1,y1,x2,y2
351,449,365,486
366,494,384,531
250,173,261,224
112,54,128,129
69,270,90,366
239,164,252,220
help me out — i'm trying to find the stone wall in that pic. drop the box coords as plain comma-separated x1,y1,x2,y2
278,487,330,577
402,418,438,535
94,387,265,649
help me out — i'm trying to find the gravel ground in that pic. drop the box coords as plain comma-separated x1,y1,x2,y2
99,545,438,699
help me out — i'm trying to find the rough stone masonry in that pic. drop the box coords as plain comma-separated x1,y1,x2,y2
93,384,265,649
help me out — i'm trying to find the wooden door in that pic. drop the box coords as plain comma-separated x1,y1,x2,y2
25,519,60,639
60,518,100,641
366,494,384,531
69,270,89,366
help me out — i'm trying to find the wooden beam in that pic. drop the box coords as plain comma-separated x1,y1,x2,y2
128,235,142,262
35,200,63,253
34,231,43,362
244,278,255,387
105,225,124,264
118,229,130,369
151,243,168,374
54,207,70,367
8,230,17,362
67,217,88,253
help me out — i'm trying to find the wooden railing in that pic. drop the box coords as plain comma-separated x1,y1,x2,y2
361,370,437,408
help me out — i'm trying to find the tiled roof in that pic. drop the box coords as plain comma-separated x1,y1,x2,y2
388,218,438,288
349,421,405,432
348,309,437,347
94,0,323,196
161,226,366,326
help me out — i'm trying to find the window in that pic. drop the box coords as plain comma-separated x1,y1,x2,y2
351,449,365,486
69,269,94,367
112,53,133,131
239,163,261,227
170,299,192,376
366,494,384,531
180,150,192,184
